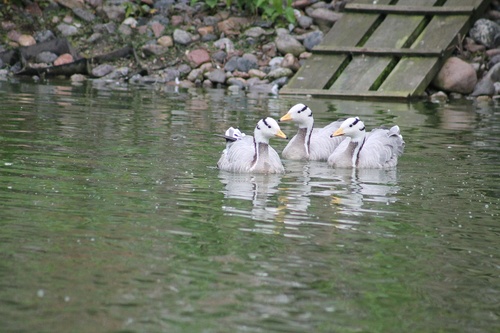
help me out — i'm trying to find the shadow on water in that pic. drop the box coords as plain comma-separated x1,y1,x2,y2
0,80,499,333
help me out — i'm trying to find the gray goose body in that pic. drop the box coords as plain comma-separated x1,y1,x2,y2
280,103,344,161
217,117,287,174
327,117,405,169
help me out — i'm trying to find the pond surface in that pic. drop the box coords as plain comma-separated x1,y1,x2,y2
0,79,499,333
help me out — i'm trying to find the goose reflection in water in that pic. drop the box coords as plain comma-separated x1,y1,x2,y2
218,172,287,231
218,161,401,234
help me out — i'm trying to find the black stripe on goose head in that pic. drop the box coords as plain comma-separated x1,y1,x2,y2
262,118,272,128
349,117,360,127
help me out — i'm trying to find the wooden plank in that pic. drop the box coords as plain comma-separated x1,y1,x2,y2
411,15,470,53
279,88,411,100
283,54,348,90
313,46,442,56
282,0,493,99
377,57,438,96
379,12,472,96
329,0,435,92
344,4,474,15
321,2,391,46
285,9,388,90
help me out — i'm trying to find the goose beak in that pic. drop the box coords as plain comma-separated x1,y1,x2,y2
276,130,287,139
331,128,344,137
279,113,292,122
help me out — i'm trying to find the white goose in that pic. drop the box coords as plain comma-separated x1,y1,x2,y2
279,103,344,161
217,117,287,174
327,117,405,168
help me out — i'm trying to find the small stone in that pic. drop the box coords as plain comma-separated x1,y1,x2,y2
244,27,266,38
248,69,267,79
269,56,284,69
224,56,239,72
262,42,277,58
201,34,218,42
161,67,180,82
310,8,343,31
203,79,214,88
187,68,204,82
157,36,173,47
34,30,55,43
206,68,226,84
18,35,36,47
227,77,247,89
87,32,102,43
211,50,227,64
36,51,58,64
71,74,87,82
151,22,165,38
237,54,258,72
214,37,235,52
187,49,210,68
281,53,301,72
91,64,115,77
198,26,214,36
266,67,294,80
275,34,305,57
54,53,74,66
297,15,313,29
122,17,138,27
171,15,183,26
303,30,323,51
217,17,250,36
142,44,169,56
430,91,448,103
233,70,250,79
173,29,192,45
73,7,96,22
57,23,78,36
7,30,21,42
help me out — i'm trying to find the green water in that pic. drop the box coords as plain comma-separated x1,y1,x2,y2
0,80,499,333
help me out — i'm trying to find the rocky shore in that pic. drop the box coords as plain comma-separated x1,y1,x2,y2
2,0,500,101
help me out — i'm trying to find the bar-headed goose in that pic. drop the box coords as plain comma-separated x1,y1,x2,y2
217,117,287,174
327,117,404,168
279,103,344,161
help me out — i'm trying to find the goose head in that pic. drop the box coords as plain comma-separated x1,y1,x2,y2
254,117,287,144
331,117,366,142
279,103,314,129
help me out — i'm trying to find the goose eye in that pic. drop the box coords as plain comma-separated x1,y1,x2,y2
349,124,353,127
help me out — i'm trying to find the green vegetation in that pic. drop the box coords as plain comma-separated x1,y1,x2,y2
192,0,296,24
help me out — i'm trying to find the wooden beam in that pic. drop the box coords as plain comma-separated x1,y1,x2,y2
312,46,443,57
344,4,475,15
279,88,418,100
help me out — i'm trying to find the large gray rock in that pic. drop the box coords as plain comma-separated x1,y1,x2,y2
309,8,342,30
303,30,324,51
432,57,477,94
469,18,500,49
471,62,500,96
275,34,305,57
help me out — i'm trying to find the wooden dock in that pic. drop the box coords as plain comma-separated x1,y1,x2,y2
280,0,492,100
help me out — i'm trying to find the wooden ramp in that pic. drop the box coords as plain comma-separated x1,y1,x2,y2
280,0,491,100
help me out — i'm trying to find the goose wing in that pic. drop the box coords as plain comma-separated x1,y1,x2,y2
217,136,255,173
309,120,345,160
358,126,405,168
